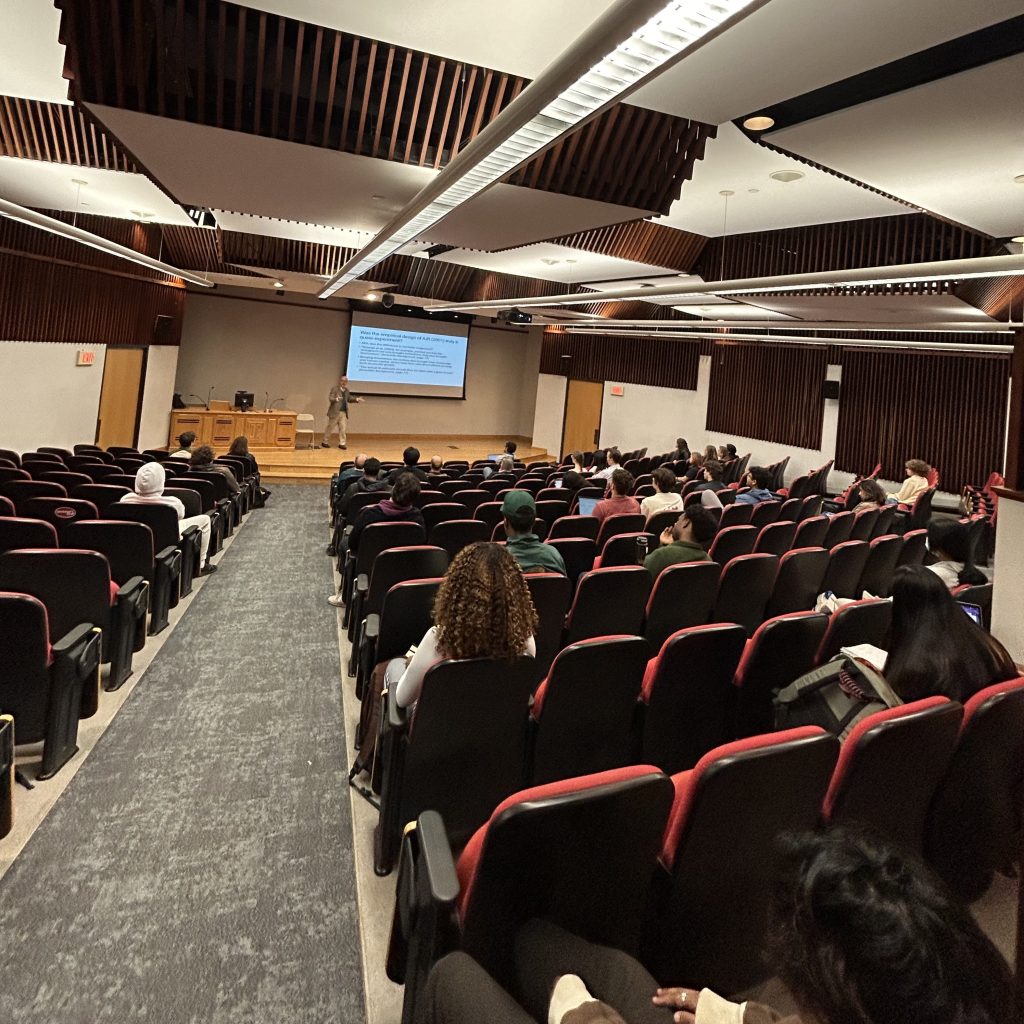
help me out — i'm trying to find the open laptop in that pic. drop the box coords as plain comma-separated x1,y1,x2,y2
957,602,984,627
578,496,599,516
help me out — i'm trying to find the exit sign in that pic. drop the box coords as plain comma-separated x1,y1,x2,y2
77,350,95,366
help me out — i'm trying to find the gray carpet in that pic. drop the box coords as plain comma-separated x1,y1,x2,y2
0,484,364,1024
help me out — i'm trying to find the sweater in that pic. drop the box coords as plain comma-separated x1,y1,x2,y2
644,539,711,579
593,495,641,523
889,473,928,504
640,491,684,519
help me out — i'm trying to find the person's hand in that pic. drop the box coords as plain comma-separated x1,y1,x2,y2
660,527,673,546
652,987,701,1022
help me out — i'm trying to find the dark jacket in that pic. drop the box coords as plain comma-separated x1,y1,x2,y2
387,465,429,484
340,475,390,515
349,500,426,552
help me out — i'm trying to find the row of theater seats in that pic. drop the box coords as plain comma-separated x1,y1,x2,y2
0,444,259,788
385,672,1024,1021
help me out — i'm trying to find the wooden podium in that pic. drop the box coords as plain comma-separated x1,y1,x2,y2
168,407,297,449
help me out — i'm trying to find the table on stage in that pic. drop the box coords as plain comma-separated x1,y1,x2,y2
168,407,297,449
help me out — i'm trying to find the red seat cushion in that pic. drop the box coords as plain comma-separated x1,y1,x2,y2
109,580,120,606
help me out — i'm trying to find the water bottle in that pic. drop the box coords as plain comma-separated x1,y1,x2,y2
635,535,650,565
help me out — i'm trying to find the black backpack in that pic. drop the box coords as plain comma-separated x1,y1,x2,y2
774,657,902,740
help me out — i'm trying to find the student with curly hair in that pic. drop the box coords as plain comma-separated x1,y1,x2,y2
393,543,538,709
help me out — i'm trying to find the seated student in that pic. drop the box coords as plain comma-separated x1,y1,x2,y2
347,471,425,553
501,491,566,575
230,434,271,503
593,469,640,523
424,826,1014,1024
643,506,716,579
851,478,887,514
692,460,727,493
504,440,518,458
884,565,1015,703
591,448,622,483
189,444,240,494
169,431,196,459
386,446,429,484
716,443,738,464
561,470,586,495
887,458,931,505
640,467,683,520
336,453,368,492
392,543,537,709
589,449,610,479
925,519,988,590
429,454,444,473
121,462,216,574
672,437,690,462
339,456,390,515
734,466,776,505
682,451,705,481
497,455,516,475
703,444,717,462
569,451,589,476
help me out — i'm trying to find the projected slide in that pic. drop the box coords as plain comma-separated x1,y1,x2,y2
346,313,469,398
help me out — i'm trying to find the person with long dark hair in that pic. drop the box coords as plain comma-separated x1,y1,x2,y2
884,565,1015,703
926,519,988,589
851,478,886,513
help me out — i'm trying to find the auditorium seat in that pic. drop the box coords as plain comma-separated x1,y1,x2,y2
594,513,646,551
644,508,683,538
857,532,902,598
81,464,122,483
419,503,469,533
718,503,752,529
0,517,58,555
428,519,489,561
849,507,879,541
646,727,839,994
640,624,747,775
711,553,778,636
21,453,64,470
0,548,147,692
749,500,781,528
792,514,828,548
0,495,15,517
822,510,855,548
1,480,67,505
35,471,92,492
546,538,596,592
0,448,21,466
340,521,426,617
895,527,927,568
374,656,536,874
349,545,449,671
643,561,720,650
473,502,506,533
535,499,569,525
564,566,650,643
0,468,31,485
594,532,650,568
815,597,892,665
925,678,1024,900
708,524,757,564
752,520,795,556
17,497,99,540
775,496,801,521
0,592,102,779
547,515,599,541
895,486,935,533
70,484,131,514
821,539,870,599
764,547,830,618
108,503,187,614
386,767,673,1019
823,697,962,852
523,573,572,686
455,489,489,513
732,612,830,738
530,636,648,785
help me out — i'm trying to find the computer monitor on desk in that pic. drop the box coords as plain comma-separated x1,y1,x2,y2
234,391,255,411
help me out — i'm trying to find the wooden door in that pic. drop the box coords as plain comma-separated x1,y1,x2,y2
96,347,145,448
561,379,604,456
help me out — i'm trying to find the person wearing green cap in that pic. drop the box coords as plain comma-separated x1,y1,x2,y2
502,490,566,575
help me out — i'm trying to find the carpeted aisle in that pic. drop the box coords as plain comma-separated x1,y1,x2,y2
0,484,364,1024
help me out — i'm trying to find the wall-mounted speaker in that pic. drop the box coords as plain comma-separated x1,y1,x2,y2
823,379,841,400
153,314,175,343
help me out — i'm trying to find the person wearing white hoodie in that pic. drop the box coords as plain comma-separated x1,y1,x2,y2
121,462,216,574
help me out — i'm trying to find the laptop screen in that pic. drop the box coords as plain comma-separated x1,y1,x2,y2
578,496,598,516
957,602,984,626
552,477,563,488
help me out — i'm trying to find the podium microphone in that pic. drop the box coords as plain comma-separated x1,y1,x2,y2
264,390,270,412
188,393,206,408
269,396,285,410
206,385,215,409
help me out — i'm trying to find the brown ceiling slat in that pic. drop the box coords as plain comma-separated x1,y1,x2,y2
418,58,445,167
304,25,324,145
321,29,341,147
449,64,477,160
403,54,429,164
287,22,305,142
467,67,492,144
355,39,378,155
433,62,462,169
372,45,396,156
386,50,412,161
340,36,359,149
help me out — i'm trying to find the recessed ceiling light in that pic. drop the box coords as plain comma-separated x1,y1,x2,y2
371,194,388,201
742,114,775,131
719,189,736,197
540,257,561,266
365,291,381,301
747,188,760,194
272,280,284,288
71,177,88,187
770,169,805,183
1013,236,1024,244
1014,175,1024,184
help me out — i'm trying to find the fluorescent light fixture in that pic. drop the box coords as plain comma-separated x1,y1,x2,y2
560,326,1012,354
0,196,214,288
426,253,1024,311
561,320,1015,334
318,0,767,299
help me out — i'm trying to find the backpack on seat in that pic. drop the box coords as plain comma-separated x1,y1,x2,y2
774,657,902,740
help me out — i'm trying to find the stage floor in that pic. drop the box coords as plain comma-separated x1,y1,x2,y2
253,435,553,480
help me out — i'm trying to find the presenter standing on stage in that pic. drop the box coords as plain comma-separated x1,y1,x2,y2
321,375,363,450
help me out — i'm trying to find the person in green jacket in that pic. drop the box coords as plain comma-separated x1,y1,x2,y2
643,505,717,580
502,490,566,575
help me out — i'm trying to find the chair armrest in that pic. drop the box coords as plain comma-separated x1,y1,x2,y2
387,687,411,731
415,810,461,906
116,575,147,602
181,524,200,542
364,614,380,641
53,622,101,660
356,573,369,595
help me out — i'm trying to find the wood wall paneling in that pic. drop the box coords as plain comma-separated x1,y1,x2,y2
705,342,827,451
835,347,1010,492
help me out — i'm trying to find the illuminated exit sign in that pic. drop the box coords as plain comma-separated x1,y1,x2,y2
76,350,95,366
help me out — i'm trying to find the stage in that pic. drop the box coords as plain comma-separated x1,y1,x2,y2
252,435,554,480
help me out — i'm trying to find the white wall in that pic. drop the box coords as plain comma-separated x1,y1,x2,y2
532,374,567,455
0,341,106,451
991,498,1024,666
137,344,180,449
176,292,543,438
